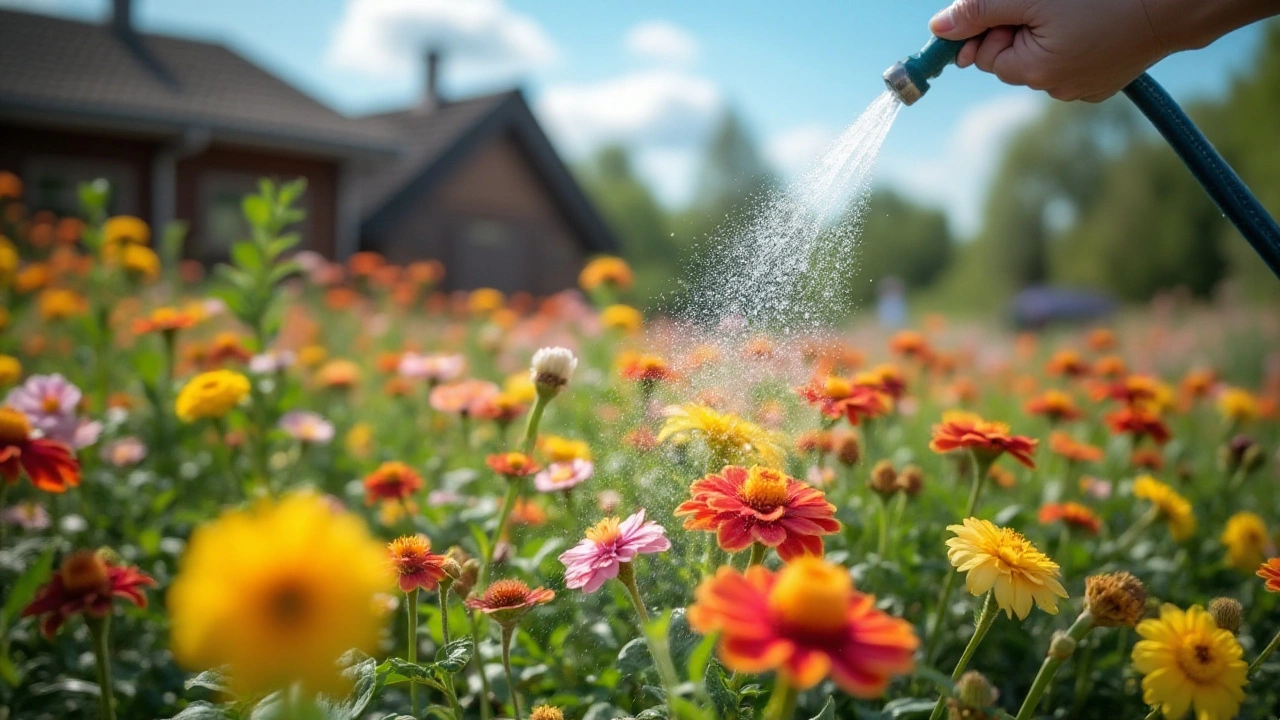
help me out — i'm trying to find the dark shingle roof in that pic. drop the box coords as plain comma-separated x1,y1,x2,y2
0,9,395,156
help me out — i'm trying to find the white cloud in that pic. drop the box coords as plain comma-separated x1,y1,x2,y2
326,0,557,84
765,123,838,179
624,20,699,65
880,92,1042,238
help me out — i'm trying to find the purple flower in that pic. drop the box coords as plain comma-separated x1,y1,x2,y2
559,509,671,593
5,374,97,448
2,502,50,531
102,437,147,467
278,410,334,444
534,459,593,493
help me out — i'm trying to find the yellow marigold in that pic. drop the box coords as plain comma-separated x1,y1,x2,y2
37,288,87,320
1220,511,1273,572
14,263,51,294
1131,604,1247,720
168,491,392,696
122,244,161,283
503,372,537,404
579,256,633,292
1133,475,1196,541
540,435,592,462
0,354,20,386
600,304,643,333
175,370,251,422
467,287,505,315
315,359,360,389
659,402,786,468
103,215,150,246
945,517,1068,620
1216,387,1258,424
0,236,17,285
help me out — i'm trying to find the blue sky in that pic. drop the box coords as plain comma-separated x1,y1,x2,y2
5,0,1265,236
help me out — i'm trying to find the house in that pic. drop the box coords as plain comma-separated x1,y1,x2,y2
0,2,619,294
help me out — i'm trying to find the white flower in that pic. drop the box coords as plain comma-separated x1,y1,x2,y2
530,347,578,390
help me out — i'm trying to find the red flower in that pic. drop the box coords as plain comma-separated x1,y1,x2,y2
674,465,840,561
1105,407,1171,445
929,411,1038,469
486,452,540,478
0,407,81,493
796,378,889,424
854,365,907,401
1024,390,1082,422
1038,502,1102,535
1046,350,1089,378
22,550,155,638
688,558,917,696
888,330,931,361
464,579,554,626
618,354,676,384
1048,432,1103,463
362,461,424,505
388,535,451,593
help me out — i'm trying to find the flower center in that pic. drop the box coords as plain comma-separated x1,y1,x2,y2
486,579,531,608
389,536,433,573
585,517,622,545
741,467,789,512
41,395,62,413
823,376,852,399
267,579,312,629
0,407,32,443
1177,638,1226,684
767,557,852,635
60,550,110,593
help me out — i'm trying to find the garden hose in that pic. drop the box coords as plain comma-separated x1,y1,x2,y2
884,37,1280,281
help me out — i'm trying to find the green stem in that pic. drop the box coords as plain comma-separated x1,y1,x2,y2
1143,708,1162,720
1013,612,1095,720
748,542,768,567
469,612,492,720
929,591,998,720
87,615,116,720
1248,626,1280,677
438,589,462,720
924,453,989,666
520,396,548,455
407,590,420,718
617,563,679,719
765,677,799,720
501,625,522,720
877,495,891,558
481,481,521,588
438,588,452,650
1115,506,1160,550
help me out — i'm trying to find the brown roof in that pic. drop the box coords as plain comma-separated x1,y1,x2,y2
0,8,395,156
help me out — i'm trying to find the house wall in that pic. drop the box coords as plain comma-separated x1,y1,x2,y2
365,131,585,295
176,144,338,261
0,121,155,218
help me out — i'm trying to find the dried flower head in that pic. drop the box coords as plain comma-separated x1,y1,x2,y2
868,460,899,499
1084,571,1147,628
1207,597,1243,635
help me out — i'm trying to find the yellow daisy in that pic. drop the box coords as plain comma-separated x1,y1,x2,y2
1216,387,1258,424
1220,511,1274,572
168,492,392,695
658,403,786,468
1132,604,1247,720
945,518,1068,620
175,369,251,422
1133,476,1196,541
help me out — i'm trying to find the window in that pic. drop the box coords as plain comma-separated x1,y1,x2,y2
24,156,138,217
197,171,313,262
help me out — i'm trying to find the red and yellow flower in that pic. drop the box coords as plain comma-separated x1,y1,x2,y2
1046,350,1089,378
22,550,154,637
363,461,424,505
1038,502,1102,535
464,579,554,625
618,353,676,384
1258,558,1280,592
486,452,540,478
388,535,451,593
1105,407,1171,446
0,407,81,493
929,411,1038,468
1024,390,1082,422
1048,432,1103,463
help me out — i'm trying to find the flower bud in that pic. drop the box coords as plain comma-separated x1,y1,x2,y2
530,347,577,397
1048,630,1076,660
868,460,898,499
452,555,480,599
530,706,564,720
833,431,861,466
897,464,924,497
60,550,110,593
1208,597,1243,635
952,670,999,713
1084,571,1148,628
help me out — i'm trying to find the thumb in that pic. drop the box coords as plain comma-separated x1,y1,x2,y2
930,0,1033,39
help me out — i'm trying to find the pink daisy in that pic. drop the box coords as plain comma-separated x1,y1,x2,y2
559,509,670,593
534,459,594,493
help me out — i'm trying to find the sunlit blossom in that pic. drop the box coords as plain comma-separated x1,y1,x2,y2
946,518,1068,620
930,411,1038,468
1133,476,1196,541
279,410,335,444
23,550,154,638
534,459,593,493
659,403,786,468
559,509,670,592
1131,604,1246,720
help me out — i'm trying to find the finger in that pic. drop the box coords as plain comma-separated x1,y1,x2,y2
974,26,1016,73
930,0,1035,40
991,32,1042,86
1081,90,1118,103
956,38,982,67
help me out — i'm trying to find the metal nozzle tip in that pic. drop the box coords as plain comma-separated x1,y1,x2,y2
883,62,921,105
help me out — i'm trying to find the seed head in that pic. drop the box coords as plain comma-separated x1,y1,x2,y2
1084,571,1148,628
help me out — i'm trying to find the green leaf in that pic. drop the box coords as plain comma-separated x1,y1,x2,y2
167,700,235,719
704,661,737,720
376,658,445,692
2,546,55,629
882,698,939,718
317,652,381,719
243,195,271,229
231,241,264,273
617,637,652,674
184,667,234,698
809,696,836,720
435,638,473,673
278,177,307,208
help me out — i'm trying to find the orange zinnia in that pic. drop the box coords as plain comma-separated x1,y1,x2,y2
929,411,1037,469
1024,390,1082,422
486,452,540,478
1038,502,1102,534
888,330,931,361
1048,432,1103,463
1046,350,1089,378
1105,407,1171,445
688,557,917,696
618,354,675,384
674,465,840,561
0,408,81,493
388,535,451,593
465,579,554,626
133,307,198,335
854,364,907,400
1258,558,1280,593
363,461,424,505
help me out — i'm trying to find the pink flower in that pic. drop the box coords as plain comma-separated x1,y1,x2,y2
249,350,296,374
534,459,593,493
278,410,334,444
3,501,50,531
102,437,147,467
6,374,95,448
399,353,465,383
559,509,671,593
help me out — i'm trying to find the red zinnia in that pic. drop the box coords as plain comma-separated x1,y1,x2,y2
929,411,1038,469
854,365,907,401
619,354,676,384
486,452,540,478
674,465,840,561
388,535,451,593
1038,502,1102,535
0,407,81,493
363,461,424,504
22,550,155,638
1105,407,1171,445
465,579,554,625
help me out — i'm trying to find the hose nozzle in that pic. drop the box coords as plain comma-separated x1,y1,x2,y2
883,36,966,105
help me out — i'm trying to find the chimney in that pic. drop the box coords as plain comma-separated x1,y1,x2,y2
421,49,441,111
112,0,134,35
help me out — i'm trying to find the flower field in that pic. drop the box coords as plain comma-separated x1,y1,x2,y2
1,172,1280,720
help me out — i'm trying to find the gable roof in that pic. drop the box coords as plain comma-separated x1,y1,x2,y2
358,91,619,254
0,9,395,157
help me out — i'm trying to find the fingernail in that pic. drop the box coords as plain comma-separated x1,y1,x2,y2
930,8,955,33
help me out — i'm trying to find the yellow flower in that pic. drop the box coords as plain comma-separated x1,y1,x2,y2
167,491,392,696
346,422,374,459
945,517,1068,620
467,287,505,315
1220,511,1273,572
1131,604,1247,720
37,288,87,320
541,435,591,462
658,403,786,468
503,372,537,404
579,256,633,292
600,304,643,333
175,370,250,422
103,215,151,246
0,354,20,385
298,344,328,368
1133,475,1196,541
122,244,161,283
0,236,17,286
1216,387,1258,424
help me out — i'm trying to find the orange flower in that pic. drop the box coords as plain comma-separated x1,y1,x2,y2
988,464,1016,489
204,332,253,367
1038,502,1102,534
1048,432,1103,463
1024,390,1082,422
1180,368,1217,400
854,364,907,400
1258,558,1280,593
133,307,198,335
406,260,445,285
0,408,81,493
674,465,840,561
619,353,675,384
1046,350,1089,378
1087,328,1116,352
1097,374,1167,407
688,557,917,696
797,377,890,424
1105,407,1170,445
347,251,385,277
1093,355,1128,379
578,256,633,292
1130,447,1164,471
508,498,547,527
315,359,360,390
486,452,540,478
363,461,424,505
464,579,554,625
473,393,527,423
388,535,451,593
888,330,931,361
794,431,834,456
929,411,1038,468
429,379,499,415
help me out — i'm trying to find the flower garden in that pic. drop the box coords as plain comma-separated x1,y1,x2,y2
1,172,1279,720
